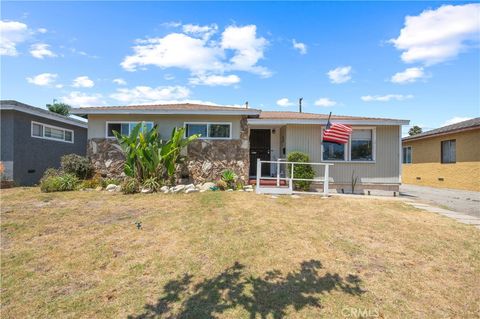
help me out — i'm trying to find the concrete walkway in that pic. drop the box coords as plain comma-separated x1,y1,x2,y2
400,184,480,218
400,184,480,229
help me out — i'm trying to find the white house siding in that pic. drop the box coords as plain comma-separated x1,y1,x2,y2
285,124,401,184
87,114,243,140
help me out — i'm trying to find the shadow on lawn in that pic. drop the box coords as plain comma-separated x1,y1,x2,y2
128,260,364,319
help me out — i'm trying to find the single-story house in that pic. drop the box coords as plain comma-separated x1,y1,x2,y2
72,103,409,193
402,118,480,191
0,100,88,186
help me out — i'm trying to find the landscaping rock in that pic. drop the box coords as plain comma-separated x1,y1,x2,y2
115,185,122,192
199,189,206,193
160,186,169,192
185,188,199,194
226,189,233,192
141,188,153,194
106,184,117,191
243,185,253,190
245,188,254,192
199,182,215,191
172,185,186,193
184,184,195,191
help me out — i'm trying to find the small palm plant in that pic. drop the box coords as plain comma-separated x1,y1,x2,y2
221,169,238,190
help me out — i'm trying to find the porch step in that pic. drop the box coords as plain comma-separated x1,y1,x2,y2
249,178,287,186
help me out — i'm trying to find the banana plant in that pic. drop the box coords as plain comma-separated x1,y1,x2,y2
114,123,198,183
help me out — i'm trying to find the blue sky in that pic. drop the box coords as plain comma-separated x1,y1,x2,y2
1,1,479,134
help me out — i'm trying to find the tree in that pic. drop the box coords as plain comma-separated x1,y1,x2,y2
47,102,71,116
408,125,422,136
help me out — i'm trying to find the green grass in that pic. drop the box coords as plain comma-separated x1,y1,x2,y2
1,188,479,318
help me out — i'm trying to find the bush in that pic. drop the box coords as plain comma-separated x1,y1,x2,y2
42,168,61,178
79,175,104,189
60,154,94,179
142,177,161,191
221,169,237,189
122,177,140,194
216,180,227,191
40,173,79,192
287,152,315,191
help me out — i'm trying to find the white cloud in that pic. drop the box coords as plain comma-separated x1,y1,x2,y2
61,92,105,107
327,66,352,84
314,98,337,107
29,43,56,59
110,85,191,105
37,28,48,34
113,78,127,85
292,39,307,54
72,76,94,88
391,67,425,84
189,74,240,86
121,24,270,82
390,3,480,65
182,24,218,40
276,98,294,107
361,94,414,102
0,20,29,56
26,73,58,86
442,116,473,126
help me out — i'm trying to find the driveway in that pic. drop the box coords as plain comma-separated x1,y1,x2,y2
400,184,480,218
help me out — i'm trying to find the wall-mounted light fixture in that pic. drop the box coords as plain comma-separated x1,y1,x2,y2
272,129,276,134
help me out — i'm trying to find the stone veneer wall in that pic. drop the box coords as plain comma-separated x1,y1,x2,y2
87,116,250,183
186,116,250,183
87,138,125,178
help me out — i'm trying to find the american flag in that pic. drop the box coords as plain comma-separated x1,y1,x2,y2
322,115,352,144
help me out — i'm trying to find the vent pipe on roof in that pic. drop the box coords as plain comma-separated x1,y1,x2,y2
299,98,303,113
245,101,249,109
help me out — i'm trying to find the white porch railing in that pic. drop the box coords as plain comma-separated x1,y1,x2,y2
255,158,333,196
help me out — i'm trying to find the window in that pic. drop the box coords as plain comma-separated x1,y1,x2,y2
106,122,153,137
321,127,376,162
402,146,412,164
351,129,373,161
323,142,345,161
185,122,231,139
441,140,456,163
31,121,74,143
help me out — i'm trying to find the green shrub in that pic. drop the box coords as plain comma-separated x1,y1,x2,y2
42,168,61,178
40,173,79,192
287,152,315,191
60,154,94,179
221,169,237,189
142,177,161,191
122,177,140,194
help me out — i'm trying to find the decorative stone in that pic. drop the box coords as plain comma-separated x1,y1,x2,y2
245,189,254,192
243,185,253,190
106,184,117,191
141,188,153,194
199,182,215,191
172,185,186,193
115,185,122,192
185,188,199,194
105,159,113,168
160,186,169,192
226,189,233,192
199,189,206,193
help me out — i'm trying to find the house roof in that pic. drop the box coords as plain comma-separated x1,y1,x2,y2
71,103,261,116
250,111,409,125
0,100,88,128
403,117,480,142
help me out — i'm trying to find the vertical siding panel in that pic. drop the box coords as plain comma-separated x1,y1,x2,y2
285,125,400,184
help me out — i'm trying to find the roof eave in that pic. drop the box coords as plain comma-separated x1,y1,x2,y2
402,125,480,142
70,109,261,116
248,118,410,126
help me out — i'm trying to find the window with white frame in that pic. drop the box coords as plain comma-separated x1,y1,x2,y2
402,146,412,164
185,122,231,139
351,129,373,161
322,127,376,162
106,122,153,137
31,121,74,143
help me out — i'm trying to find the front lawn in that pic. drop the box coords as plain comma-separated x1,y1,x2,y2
1,188,479,318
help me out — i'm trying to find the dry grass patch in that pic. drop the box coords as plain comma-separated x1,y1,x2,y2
1,188,479,318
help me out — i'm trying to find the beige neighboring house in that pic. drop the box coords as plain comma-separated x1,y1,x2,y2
71,103,409,193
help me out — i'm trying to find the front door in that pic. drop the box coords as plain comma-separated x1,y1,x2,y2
249,129,271,176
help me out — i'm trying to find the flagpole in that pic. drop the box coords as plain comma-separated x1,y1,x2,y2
322,112,332,145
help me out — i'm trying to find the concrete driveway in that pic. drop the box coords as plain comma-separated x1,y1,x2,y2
400,184,480,218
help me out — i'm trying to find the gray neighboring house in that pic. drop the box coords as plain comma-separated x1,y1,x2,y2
0,100,88,186
72,103,409,193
